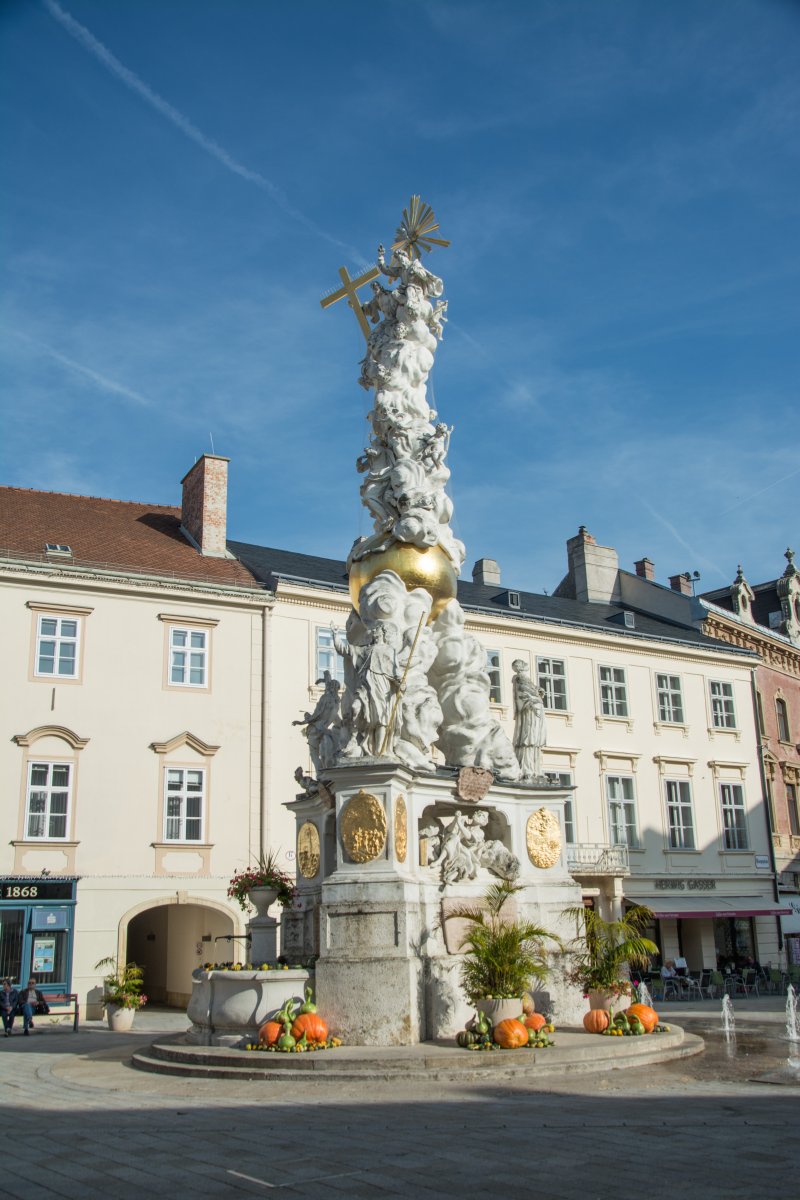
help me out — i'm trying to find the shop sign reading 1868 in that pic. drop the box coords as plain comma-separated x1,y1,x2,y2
1,880,74,901
654,879,716,891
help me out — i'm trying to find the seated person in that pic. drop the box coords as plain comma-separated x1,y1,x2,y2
660,960,677,980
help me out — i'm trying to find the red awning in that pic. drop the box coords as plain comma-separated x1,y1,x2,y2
647,899,790,920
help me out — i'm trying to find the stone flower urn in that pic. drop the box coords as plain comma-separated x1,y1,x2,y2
247,886,279,918
106,1005,136,1032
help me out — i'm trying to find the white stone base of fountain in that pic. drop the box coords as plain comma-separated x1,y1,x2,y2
186,969,313,1047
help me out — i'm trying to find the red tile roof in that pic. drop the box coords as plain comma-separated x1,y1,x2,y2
0,487,261,588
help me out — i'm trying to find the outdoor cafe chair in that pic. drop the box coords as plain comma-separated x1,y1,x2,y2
697,969,714,999
710,971,726,997
741,969,760,997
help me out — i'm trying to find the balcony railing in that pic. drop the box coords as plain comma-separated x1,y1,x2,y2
566,843,630,877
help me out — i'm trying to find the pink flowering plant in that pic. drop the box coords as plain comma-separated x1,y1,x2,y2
228,850,295,912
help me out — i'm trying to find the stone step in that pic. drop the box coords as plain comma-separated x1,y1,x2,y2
131,1028,703,1082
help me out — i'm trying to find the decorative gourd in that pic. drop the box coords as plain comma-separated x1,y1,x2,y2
521,993,536,1015
456,1029,477,1048
291,1012,329,1044
493,1018,529,1049
625,1004,658,1034
475,1010,491,1036
583,1009,610,1035
523,1013,547,1033
299,985,317,1014
258,1019,282,1046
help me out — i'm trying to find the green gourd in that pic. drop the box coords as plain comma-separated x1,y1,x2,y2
456,1029,477,1048
299,985,317,1014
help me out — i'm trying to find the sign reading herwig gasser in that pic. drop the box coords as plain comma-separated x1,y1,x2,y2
653,879,716,891
1,879,75,901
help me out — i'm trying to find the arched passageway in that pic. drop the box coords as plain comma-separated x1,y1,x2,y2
125,902,235,1008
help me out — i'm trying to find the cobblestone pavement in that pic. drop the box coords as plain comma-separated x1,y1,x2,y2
0,1010,797,1199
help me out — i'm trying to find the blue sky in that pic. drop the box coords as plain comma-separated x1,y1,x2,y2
1,0,798,594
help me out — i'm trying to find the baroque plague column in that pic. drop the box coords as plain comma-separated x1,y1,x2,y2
285,200,583,1043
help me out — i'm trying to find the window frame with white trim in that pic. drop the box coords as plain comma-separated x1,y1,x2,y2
315,625,346,686
719,781,749,851
536,656,568,712
486,649,503,704
664,778,696,850
709,680,737,730
159,614,217,693
163,766,206,843
27,602,93,685
24,760,73,841
606,774,639,849
598,665,629,718
655,672,685,724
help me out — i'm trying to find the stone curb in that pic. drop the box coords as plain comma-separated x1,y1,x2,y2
131,1025,704,1082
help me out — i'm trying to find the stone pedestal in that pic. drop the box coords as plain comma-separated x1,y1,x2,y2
247,886,279,965
287,760,586,1045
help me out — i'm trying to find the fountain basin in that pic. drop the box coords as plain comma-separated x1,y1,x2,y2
186,969,313,1047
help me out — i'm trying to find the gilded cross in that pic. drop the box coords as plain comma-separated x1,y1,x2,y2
320,264,380,340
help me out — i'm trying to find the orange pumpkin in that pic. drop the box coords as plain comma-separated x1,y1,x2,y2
583,1009,610,1035
493,1018,529,1049
258,1019,282,1046
523,1012,547,1033
291,1012,329,1044
625,1004,658,1034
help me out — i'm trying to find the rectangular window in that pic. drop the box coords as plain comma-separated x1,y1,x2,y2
607,775,638,848
599,666,628,717
788,783,800,838
486,650,502,703
164,768,205,842
537,657,568,711
35,615,79,678
720,782,748,850
169,627,208,687
776,699,791,743
546,771,575,842
25,762,71,840
316,626,346,685
656,673,684,723
710,681,736,729
665,779,695,849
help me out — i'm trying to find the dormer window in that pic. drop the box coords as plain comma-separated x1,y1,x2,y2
44,544,72,557
507,590,521,609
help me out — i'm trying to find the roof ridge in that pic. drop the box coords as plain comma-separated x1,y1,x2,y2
0,485,178,510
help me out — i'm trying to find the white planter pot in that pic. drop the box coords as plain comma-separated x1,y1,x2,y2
475,998,524,1026
247,886,279,918
106,1005,136,1032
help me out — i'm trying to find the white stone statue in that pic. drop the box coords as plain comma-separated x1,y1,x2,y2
292,670,342,776
511,660,547,782
428,602,521,779
426,808,520,886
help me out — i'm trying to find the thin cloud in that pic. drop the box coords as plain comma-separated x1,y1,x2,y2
43,0,362,262
718,464,800,517
643,501,725,580
10,329,153,408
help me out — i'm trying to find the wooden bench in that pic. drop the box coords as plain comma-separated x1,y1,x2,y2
39,993,80,1032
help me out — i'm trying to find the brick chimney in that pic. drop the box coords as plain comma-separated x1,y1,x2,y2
634,557,655,581
669,572,693,596
180,455,230,557
472,558,501,586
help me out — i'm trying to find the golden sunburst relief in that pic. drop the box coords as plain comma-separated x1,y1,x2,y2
391,195,450,260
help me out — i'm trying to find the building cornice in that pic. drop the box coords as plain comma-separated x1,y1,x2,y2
702,612,800,678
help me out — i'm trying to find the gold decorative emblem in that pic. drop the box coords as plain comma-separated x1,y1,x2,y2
394,795,408,862
340,790,387,864
297,821,321,879
526,808,562,869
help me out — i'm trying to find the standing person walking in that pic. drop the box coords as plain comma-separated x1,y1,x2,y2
1,978,20,1037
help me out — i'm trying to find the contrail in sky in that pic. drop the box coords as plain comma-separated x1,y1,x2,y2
643,501,726,580
44,1,362,261
11,329,153,408
718,464,800,516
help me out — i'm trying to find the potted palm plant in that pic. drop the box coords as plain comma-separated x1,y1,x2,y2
95,957,147,1031
448,880,561,1024
563,904,658,1011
